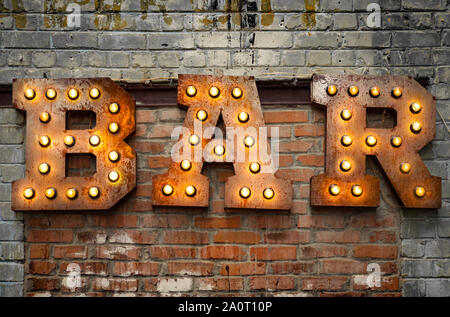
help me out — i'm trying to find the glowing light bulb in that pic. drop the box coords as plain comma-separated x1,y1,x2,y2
89,186,100,199
39,112,51,123
366,135,377,147
64,135,75,147
89,88,100,99
209,86,220,98
244,136,255,148
89,135,100,146
108,151,120,162
68,88,79,100
348,85,359,96
66,188,77,199
24,88,36,100
341,135,352,146
249,162,261,174
108,122,119,134
214,144,225,156
185,185,196,197
38,163,50,175
410,102,421,114
189,134,200,146
415,186,425,198
23,187,35,199
410,122,422,133
39,135,51,147
392,87,402,98
232,87,242,99
162,184,173,196
391,136,402,147
340,109,352,120
46,88,57,100
186,86,197,97
180,160,192,171
196,110,208,121
263,188,274,200
400,163,411,174
108,171,119,183
340,160,352,172
109,103,120,114
329,184,341,196
327,85,337,96
351,185,363,197
239,186,251,199
45,188,56,199
370,87,380,97
238,111,249,123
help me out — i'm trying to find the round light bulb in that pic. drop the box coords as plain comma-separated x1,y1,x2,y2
329,184,341,196
196,110,208,121
410,122,422,133
249,162,261,174
415,186,425,198
232,87,243,99
370,87,380,97
410,102,421,114
351,185,363,197
89,88,100,99
263,188,274,200
209,86,220,98
392,87,402,98
180,160,192,171
89,135,100,146
66,188,77,199
214,144,225,156
348,85,359,96
23,187,35,199
185,185,196,197
327,85,337,96
64,135,75,147
340,160,352,172
109,103,120,114
239,187,251,199
39,135,51,147
391,136,402,147
38,163,50,175
108,151,120,162
108,171,119,183
366,135,377,147
24,88,36,100
46,88,57,100
186,86,197,97
400,163,411,174
244,136,255,148
162,184,173,196
108,122,119,134
45,188,56,199
88,186,100,199
340,109,352,121
189,134,200,146
238,111,249,123
341,135,352,147
39,112,51,123
68,88,79,100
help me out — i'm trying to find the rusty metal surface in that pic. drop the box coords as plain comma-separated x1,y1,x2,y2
310,74,441,208
11,78,136,211
152,74,292,210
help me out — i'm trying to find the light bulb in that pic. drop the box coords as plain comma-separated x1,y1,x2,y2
232,87,242,99
39,135,51,147
340,109,352,120
23,187,35,199
370,87,380,97
263,188,274,200
45,188,56,199
341,135,352,146
238,111,249,123
400,163,411,174
410,122,422,133
327,85,337,96
66,188,77,199
239,186,251,199
39,112,51,123
89,186,100,199
392,87,402,98
64,135,75,147
189,134,200,146
214,144,225,156
410,102,421,114
249,162,261,174
180,160,192,171
162,184,173,196
351,185,363,197
415,186,425,198
89,88,100,99
186,86,197,97
185,185,196,197
329,184,340,196
108,171,119,183
196,110,208,121
108,122,119,134
46,88,57,100
366,135,377,147
24,88,36,100
340,160,352,172
391,136,402,147
109,103,120,114
89,135,100,146
68,88,79,100
244,136,255,148
209,86,220,98
348,85,359,96
38,163,50,175
108,151,120,162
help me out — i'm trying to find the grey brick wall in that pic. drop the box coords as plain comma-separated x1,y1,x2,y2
0,0,449,297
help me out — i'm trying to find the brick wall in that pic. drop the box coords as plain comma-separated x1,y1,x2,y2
0,0,449,297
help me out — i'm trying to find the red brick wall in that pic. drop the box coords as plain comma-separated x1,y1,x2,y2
24,105,401,296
